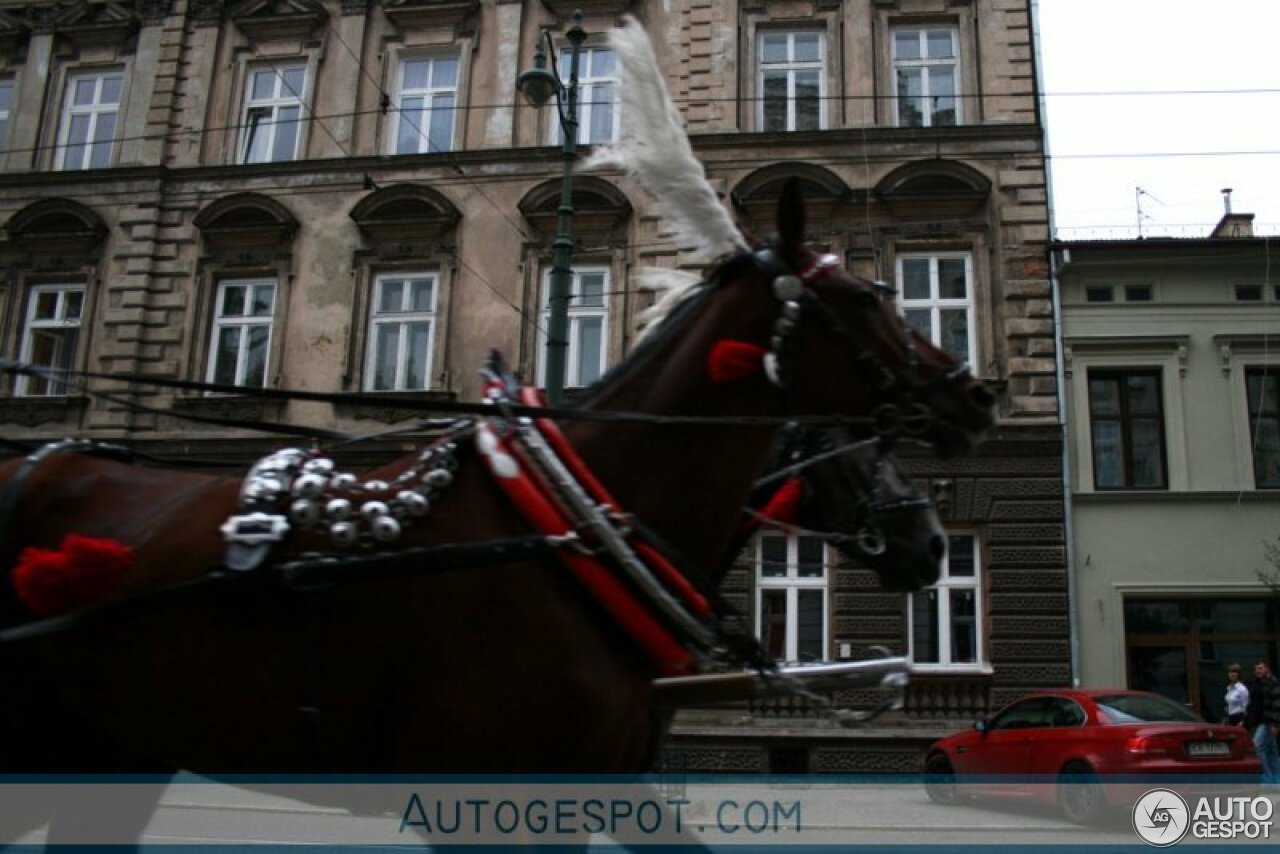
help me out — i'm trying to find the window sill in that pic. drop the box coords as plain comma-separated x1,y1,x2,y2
334,390,457,424
0,395,88,427
169,394,285,425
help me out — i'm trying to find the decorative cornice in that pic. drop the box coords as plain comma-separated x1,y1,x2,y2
379,0,480,36
227,0,328,43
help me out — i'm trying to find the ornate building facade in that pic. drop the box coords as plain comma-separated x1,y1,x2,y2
0,0,1060,771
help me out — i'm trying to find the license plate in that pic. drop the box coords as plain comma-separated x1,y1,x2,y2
1188,741,1230,757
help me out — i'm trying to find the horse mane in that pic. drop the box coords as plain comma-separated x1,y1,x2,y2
580,16,748,270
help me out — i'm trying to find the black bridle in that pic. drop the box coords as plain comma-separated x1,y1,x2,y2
749,245,972,440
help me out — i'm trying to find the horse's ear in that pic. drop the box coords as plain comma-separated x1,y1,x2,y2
777,177,806,266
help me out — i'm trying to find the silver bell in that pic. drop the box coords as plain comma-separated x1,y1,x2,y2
426,468,453,488
364,480,389,493
329,521,358,547
293,473,328,499
303,458,335,475
361,500,390,520
326,498,353,520
781,300,802,320
290,498,322,527
331,472,358,491
371,515,402,542
257,476,285,497
398,491,430,517
772,274,805,301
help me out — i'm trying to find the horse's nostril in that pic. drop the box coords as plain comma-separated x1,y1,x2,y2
928,535,946,562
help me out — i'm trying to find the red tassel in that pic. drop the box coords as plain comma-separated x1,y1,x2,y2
758,477,804,526
708,339,766,383
13,535,134,617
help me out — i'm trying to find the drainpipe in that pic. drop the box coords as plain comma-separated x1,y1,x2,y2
1028,0,1080,687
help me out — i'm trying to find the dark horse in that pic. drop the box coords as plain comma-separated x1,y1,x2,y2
0,19,991,844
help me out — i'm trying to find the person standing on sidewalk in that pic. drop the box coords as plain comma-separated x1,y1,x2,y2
1247,659,1280,788
1225,664,1249,726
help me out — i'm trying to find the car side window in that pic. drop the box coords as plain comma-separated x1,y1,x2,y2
989,697,1054,731
1047,698,1086,727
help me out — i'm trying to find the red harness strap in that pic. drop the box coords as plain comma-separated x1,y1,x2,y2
475,419,696,676
518,387,710,619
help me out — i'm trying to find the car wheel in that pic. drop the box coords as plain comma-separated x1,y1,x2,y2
1057,761,1106,825
923,753,959,805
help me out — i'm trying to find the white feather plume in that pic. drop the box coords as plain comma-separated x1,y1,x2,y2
579,16,748,261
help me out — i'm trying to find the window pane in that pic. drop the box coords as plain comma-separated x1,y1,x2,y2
931,68,957,126
762,72,788,132
29,328,74,370
587,84,613,143
1092,420,1124,488
221,285,246,317
948,535,975,576
1130,418,1165,487
213,327,241,386
243,107,271,162
794,72,820,131
378,280,404,313
397,98,424,154
428,95,454,152
100,76,122,105
403,60,430,91
243,324,270,387
88,113,115,168
1255,421,1280,487
1088,376,1120,415
251,285,274,317
912,589,939,663
938,258,967,299
1204,600,1270,634
951,588,977,663
591,49,614,78
34,290,59,320
940,309,969,362
902,258,930,299
575,316,603,386
927,30,954,59
251,70,275,101
897,69,923,127
762,34,788,64
410,279,434,312
578,273,606,307
1128,646,1189,706
1125,600,1189,634
794,33,820,63
894,31,920,61
66,113,90,160
73,78,97,106
0,81,12,113
1126,374,1160,414
272,106,299,161
405,322,431,390
797,537,824,577
63,290,84,321
282,68,305,97
760,536,787,577
372,324,399,390
761,589,788,659
797,589,824,661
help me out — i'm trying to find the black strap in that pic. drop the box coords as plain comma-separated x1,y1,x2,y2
0,535,555,646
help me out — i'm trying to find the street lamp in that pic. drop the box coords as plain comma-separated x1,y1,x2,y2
517,10,586,406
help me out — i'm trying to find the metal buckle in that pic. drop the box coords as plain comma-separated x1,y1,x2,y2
220,512,291,546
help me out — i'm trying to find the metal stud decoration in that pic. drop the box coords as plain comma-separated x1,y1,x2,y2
228,436,463,552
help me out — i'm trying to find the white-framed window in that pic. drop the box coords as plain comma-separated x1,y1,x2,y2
16,284,85,396
0,78,14,151
892,27,959,127
897,253,975,364
909,533,983,668
758,31,825,132
56,70,122,170
365,273,437,391
240,64,306,164
555,46,618,145
536,265,609,388
207,279,276,388
392,55,458,155
756,533,828,663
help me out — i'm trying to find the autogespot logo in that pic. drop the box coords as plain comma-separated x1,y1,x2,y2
1133,789,1190,847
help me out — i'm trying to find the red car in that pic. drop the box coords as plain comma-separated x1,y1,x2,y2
923,689,1260,823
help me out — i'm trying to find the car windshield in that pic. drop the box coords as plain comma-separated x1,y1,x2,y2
1094,693,1203,724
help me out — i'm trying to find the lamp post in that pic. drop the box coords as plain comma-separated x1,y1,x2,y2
517,10,586,406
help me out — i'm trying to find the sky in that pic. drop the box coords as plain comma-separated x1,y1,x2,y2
1036,0,1280,239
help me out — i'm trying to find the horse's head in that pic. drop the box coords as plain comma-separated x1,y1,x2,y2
782,428,945,591
731,179,996,456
